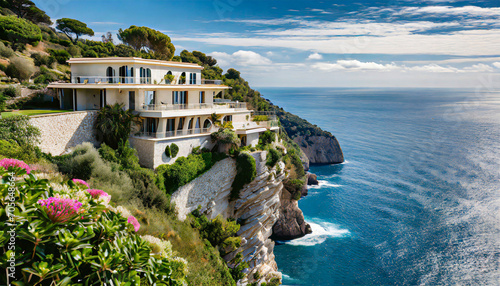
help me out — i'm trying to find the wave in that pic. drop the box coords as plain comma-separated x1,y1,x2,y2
284,219,349,247
308,180,342,189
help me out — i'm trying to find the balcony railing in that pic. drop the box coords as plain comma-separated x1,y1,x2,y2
201,79,223,85
72,76,145,84
135,127,211,139
139,102,247,111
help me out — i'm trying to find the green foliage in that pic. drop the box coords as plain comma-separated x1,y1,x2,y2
5,56,36,82
0,41,14,58
2,85,18,98
56,18,94,43
0,93,5,112
156,152,226,194
0,15,42,46
266,148,282,168
284,146,305,179
225,68,241,80
33,66,59,84
47,48,71,65
284,178,306,201
260,130,276,146
95,103,139,149
165,145,171,157
231,152,256,201
252,115,268,122
171,143,179,157
230,252,250,282
31,52,55,67
118,25,175,60
0,115,40,146
0,0,52,24
164,73,175,83
211,128,240,146
0,166,187,285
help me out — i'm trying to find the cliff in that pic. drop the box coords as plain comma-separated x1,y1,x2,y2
171,151,284,285
293,135,344,164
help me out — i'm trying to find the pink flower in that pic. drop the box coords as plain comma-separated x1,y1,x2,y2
38,197,83,223
72,179,89,188
128,215,140,232
0,158,30,174
87,189,109,199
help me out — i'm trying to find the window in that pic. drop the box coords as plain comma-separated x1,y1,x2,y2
145,91,155,107
203,119,211,129
106,67,115,83
100,89,107,108
129,91,135,110
195,118,200,129
189,73,197,84
223,115,232,124
119,66,129,83
165,71,173,84
167,119,175,132
144,118,158,133
140,67,152,84
199,91,205,103
188,118,193,129
179,72,186,84
177,117,185,130
172,91,187,105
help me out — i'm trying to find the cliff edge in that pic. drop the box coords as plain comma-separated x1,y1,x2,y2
293,135,344,164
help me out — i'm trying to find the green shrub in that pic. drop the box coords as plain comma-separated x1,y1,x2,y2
266,148,282,168
157,152,226,194
2,85,18,98
48,48,71,64
171,143,179,157
252,115,268,122
211,128,240,145
0,115,40,146
230,152,256,201
4,56,36,82
83,49,98,58
259,130,276,146
0,165,187,285
284,178,306,201
165,145,171,157
0,15,42,46
31,53,55,67
95,103,139,149
0,41,14,58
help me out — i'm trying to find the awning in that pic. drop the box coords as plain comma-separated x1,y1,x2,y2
235,127,267,135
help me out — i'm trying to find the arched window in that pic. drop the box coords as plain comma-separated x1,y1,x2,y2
146,68,151,84
203,119,211,129
119,65,129,83
195,117,200,129
188,118,193,129
179,72,186,84
106,67,115,83
165,71,173,84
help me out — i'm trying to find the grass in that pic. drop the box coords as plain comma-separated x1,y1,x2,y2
1,109,73,118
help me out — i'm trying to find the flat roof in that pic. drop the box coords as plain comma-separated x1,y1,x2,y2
67,57,203,70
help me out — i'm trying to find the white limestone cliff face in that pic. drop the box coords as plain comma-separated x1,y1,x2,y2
171,151,285,285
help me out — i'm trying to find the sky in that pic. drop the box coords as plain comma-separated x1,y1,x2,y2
33,0,500,88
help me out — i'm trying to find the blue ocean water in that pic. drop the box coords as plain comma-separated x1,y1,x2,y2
259,88,500,285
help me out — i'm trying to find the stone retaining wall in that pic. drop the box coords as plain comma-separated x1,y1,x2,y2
30,111,98,155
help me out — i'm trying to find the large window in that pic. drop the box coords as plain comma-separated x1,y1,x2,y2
144,118,158,133
145,91,155,107
167,119,175,132
119,65,132,83
179,72,186,84
172,91,187,105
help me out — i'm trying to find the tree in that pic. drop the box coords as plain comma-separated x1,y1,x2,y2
101,31,114,44
0,15,42,46
5,56,36,82
95,103,139,149
209,113,222,127
0,0,51,24
225,68,241,80
118,26,175,60
56,18,94,43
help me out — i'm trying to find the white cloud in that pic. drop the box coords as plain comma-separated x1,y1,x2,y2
492,62,500,69
309,8,332,15
398,6,500,17
208,50,272,67
307,53,323,60
408,64,458,73
312,60,399,71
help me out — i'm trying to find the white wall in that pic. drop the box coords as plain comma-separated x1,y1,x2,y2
75,89,100,110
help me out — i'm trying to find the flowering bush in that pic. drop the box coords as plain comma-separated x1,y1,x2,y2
0,158,31,174
86,188,109,199
128,215,141,232
72,178,89,188
37,197,83,223
0,160,188,285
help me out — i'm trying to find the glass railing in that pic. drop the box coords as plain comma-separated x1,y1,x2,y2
72,76,143,84
201,79,223,85
139,102,247,111
135,128,211,139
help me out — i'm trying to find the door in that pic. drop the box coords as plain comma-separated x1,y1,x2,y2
129,91,135,110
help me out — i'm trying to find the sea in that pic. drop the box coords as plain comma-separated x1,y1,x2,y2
258,87,500,286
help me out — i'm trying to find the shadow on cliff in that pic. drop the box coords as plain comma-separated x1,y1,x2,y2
65,111,100,152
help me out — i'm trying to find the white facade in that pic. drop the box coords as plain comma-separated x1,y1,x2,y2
48,57,279,169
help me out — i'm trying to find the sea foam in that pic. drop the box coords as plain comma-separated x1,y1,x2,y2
284,219,349,246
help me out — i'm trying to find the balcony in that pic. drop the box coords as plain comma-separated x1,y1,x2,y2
134,127,212,139
70,76,224,85
138,102,247,111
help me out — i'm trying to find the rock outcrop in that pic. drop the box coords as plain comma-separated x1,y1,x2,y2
307,173,319,185
293,135,344,164
271,183,312,241
171,151,284,285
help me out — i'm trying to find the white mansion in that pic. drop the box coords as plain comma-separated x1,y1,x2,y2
48,57,278,168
